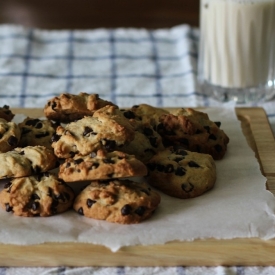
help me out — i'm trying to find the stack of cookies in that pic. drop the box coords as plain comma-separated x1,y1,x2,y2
0,92,229,224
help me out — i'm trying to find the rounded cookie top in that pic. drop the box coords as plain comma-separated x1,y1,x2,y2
58,149,148,182
18,117,57,149
157,108,230,160
146,146,216,199
0,105,14,122
73,179,161,224
51,111,135,159
44,92,117,123
120,121,165,164
0,146,58,179
0,118,21,153
120,104,169,126
0,172,75,217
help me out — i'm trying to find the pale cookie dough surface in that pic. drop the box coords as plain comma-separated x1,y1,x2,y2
0,172,75,217
0,118,20,153
0,146,58,179
58,150,148,182
18,117,57,149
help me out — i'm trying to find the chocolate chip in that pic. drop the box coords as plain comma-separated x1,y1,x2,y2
7,136,18,146
0,133,3,139
35,122,43,129
143,127,153,136
32,165,41,174
21,128,31,135
47,187,53,197
147,163,156,171
18,150,25,155
69,151,76,158
66,162,71,168
5,203,13,212
209,134,217,140
121,204,132,216
91,163,99,169
78,207,84,215
103,158,115,164
43,172,50,177
83,126,94,136
51,199,59,208
4,181,12,189
204,126,210,133
86,199,96,208
149,137,158,148
214,121,221,128
175,167,186,176
103,140,116,152
26,119,40,126
51,133,60,142
74,158,83,165
51,102,57,110
31,193,40,200
156,123,164,132
35,173,43,181
181,182,194,193
180,138,189,146
165,164,174,173
188,161,200,168
123,110,135,119
214,144,222,152
135,206,146,216
156,164,165,172
175,149,188,156
35,132,49,138
31,201,40,211
174,157,184,162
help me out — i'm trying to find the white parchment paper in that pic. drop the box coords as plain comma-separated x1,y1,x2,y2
0,107,274,252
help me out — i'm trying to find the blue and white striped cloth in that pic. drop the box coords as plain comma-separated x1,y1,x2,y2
0,24,274,275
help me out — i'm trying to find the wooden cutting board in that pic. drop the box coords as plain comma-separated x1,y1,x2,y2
0,107,275,267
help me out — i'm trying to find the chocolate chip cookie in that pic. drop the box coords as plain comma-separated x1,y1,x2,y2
18,117,57,149
0,146,58,179
51,108,135,158
44,92,117,123
0,118,20,153
73,179,161,224
0,172,75,217
58,149,148,182
0,105,14,122
157,108,229,160
146,146,216,199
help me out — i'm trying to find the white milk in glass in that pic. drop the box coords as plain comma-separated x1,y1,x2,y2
198,0,275,103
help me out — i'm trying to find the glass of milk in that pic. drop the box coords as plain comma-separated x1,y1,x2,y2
198,0,275,103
